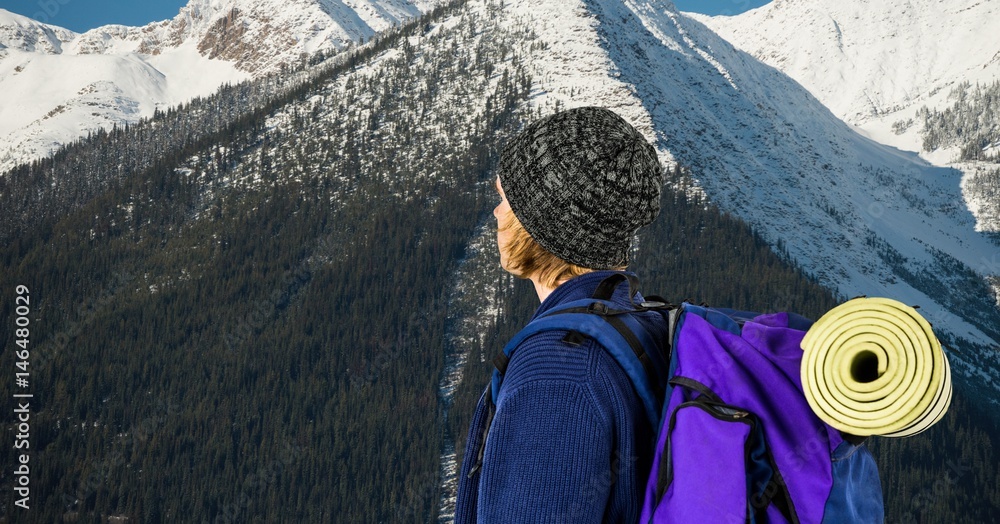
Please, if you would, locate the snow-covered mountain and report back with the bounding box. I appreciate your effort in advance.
[65,0,432,72]
[692,0,1000,234]
[476,0,999,402]
[691,0,1000,128]
[434,0,999,516]
[689,0,1000,346]
[0,0,994,517]
[0,8,76,53]
[2,0,995,405]
[0,0,437,174]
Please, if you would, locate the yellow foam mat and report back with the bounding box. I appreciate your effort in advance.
[800,297,952,437]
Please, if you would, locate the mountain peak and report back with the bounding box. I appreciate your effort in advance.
[62,0,430,72]
[696,0,1000,125]
[0,0,440,174]
[0,8,77,54]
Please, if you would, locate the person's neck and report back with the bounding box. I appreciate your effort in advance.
[531,276,558,303]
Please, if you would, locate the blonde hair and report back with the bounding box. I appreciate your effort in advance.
[498,206,594,289]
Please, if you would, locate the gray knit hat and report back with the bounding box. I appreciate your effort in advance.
[497,107,662,269]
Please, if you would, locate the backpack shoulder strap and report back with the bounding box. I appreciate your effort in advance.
[490,277,672,427]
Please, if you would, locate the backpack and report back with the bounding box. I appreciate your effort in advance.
[487,273,885,523]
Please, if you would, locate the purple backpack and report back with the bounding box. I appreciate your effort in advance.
[491,274,883,523]
[640,303,883,523]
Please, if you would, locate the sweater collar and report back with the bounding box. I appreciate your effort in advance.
[532,270,640,320]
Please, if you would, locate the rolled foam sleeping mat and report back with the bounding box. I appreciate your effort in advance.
[800,297,952,437]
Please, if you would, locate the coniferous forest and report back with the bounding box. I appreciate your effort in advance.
[1,0,998,522]
[901,80,1000,232]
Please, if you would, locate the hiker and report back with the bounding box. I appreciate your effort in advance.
[455,106,667,523]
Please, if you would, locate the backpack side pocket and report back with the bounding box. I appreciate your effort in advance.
[653,397,754,523]
[651,393,799,524]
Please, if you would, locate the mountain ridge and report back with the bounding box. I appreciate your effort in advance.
[543,0,1000,399]
[6,0,994,408]
[0,8,76,53]
[1,0,997,521]
[0,0,439,174]
[692,0,1000,237]
[691,0,1000,127]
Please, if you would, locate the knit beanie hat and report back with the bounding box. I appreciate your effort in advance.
[497,107,663,269]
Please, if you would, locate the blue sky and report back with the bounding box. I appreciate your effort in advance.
[0,0,771,32]
[0,0,188,32]
[673,0,770,16]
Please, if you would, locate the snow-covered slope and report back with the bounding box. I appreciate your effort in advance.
[64,0,432,73]
[692,0,1000,233]
[0,12,247,173]
[0,0,437,174]
[437,0,998,517]
[0,8,76,53]
[692,0,1000,128]
[491,0,998,403]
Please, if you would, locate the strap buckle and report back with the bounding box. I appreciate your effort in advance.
[587,301,610,315]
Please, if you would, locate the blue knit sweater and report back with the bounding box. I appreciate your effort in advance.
[455,271,670,523]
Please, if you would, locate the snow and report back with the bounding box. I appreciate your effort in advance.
[0,0,441,174]
[145,39,248,106]
[497,0,669,165]
[693,0,1000,127]
[0,42,247,172]
[694,0,1000,233]
[0,8,76,54]
[489,0,1000,404]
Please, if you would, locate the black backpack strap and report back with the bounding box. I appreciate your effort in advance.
[467,388,496,479]
[592,272,641,303]
[473,273,672,476]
